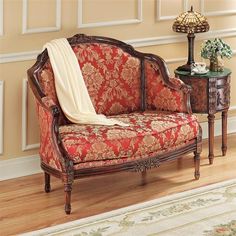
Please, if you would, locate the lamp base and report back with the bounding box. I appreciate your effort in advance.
[176,64,192,72]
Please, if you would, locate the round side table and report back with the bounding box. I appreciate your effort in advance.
[175,68,231,164]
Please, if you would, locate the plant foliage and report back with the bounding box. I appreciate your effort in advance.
[201,38,232,60]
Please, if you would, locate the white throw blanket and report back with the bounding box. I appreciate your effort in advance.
[44,38,128,126]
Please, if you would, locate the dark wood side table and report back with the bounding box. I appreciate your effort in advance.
[175,68,231,164]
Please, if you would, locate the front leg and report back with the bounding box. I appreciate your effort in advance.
[44,172,51,193]
[141,170,147,186]
[208,114,215,164]
[62,169,74,215]
[64,183,73,215]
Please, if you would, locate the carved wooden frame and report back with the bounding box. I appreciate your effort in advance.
[27,34,202,214]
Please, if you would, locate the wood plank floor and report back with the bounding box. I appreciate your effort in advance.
[1,134,236,235]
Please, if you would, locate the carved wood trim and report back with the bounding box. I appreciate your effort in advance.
[217,84,230,108]
[208,77,217,114]
[41,140,197,180]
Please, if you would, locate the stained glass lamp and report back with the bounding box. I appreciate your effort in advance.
[172,6,210,71]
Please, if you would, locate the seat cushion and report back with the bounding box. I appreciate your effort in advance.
[59,111,199,164]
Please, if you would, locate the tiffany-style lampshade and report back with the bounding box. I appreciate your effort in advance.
[172,6,209,71]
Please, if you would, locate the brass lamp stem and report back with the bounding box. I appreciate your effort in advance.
[187,32,195,65]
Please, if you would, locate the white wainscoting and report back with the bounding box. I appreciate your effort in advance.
[22,79,40,151]
[0,50,41,63]
[0,81,3,155]
[200,0,236,17]
[77,0,142,28]
[201,111,236,140]
[0,155,41,181]
[156,0,187,21]
[22,0,61,34]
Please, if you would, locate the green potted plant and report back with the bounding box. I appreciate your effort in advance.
[200,38,233,72]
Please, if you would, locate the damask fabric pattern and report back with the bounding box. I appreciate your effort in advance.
[145,60,187,112]
[39,63,71,125]
[36,100,62,171]
[36,42,195,171]
[39,43,188,118]
[73,43,141,115]
[73,140,194,170]
[39,62,58,105]
[59,111,199,165]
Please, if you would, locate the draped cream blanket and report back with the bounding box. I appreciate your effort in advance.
[44,38,128,126]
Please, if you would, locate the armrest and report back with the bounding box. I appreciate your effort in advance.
[37,97,72,172]
[144,55,192,114]
[41,96,60,117]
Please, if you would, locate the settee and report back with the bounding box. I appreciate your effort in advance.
[27,34,202,214]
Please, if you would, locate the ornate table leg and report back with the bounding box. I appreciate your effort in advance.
[208,114,215,164]
[222,110,228,156]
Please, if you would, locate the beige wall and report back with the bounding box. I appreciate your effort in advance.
[0,0,236,160]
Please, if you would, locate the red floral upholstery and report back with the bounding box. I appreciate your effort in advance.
[39,62,59,105]
[37,98,62,171]
[145,60,187,112]
[59,111,199,164]
[28,34,202,215]
[73,141,194,170]
[35,39,198,172]
[73,43,141,115]
[38,44,189,120]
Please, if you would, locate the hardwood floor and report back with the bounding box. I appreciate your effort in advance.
[1,134,236,235]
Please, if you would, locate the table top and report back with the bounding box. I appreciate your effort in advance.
[175,68,231,78]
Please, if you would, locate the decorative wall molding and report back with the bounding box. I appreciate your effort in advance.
[1,28,236,63]
[230,105,236,111]
[77,0,142,28]
[165,57,186,64]
[22,0,61,34]
[200,0,236,17]
[0,0,3,36]
[201,113,236,140]
[0,81,3,155]
[156,0,187,21]
[1,113,236,181]
[22,79,40,151]
[0,50,41,63]
[127,28,236,48]
[165,49,236,64]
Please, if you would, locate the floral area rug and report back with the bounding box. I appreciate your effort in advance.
[21,179,236,236]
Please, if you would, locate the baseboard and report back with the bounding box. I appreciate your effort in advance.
[200,115,236,139]
[0,155,41,181]
[0,116,236,181]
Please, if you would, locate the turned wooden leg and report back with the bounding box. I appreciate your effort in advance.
[194,151,200,180]
[208,114,215,164]
[44,172,51,193]
[64,183,72,215]
[222,110,228,156]
[141,170,147,186]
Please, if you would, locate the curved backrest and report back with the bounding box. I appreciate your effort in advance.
[30,35,145,123]
[28,34,177,126]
